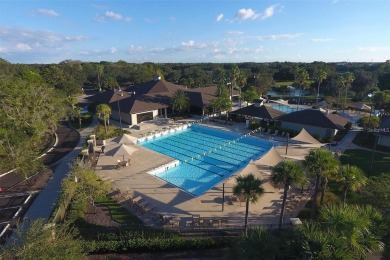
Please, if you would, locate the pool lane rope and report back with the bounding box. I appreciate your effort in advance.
[183,127,263,164]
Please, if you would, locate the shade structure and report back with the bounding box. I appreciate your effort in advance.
[111,133,138,144]
[270,99,290,106]
[291,128,321,144]
[315,100,328,107]
[226,161,263,184]
[255,146,284,167]
[105,143,138,161]
[355,103,371,111]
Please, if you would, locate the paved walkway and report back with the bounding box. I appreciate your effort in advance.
[23,117,98,221]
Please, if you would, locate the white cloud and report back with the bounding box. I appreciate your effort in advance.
[236,8,258,20]
[254,33,303,40]
[110,47,117,54]
[357,46,390,52]
[0,26,87,54]
[36,9,59,17]
[105,11,122,20]
[216,14,224,22]
[235,5,281,21]
[16,43,32,51]
[226,31,244,35]
[311,38,333,42]
[96,11,131,22]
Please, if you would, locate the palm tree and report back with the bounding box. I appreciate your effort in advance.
[319,204,386,259]
[335,164,367,205]
[299,222,353,259]
[315,68,327,105]
[343,72,355,111]
[232,173,264,233]
[303,148,340,219]
[170,89,189,116]
[210,96,232,121]
[293,67,309,111]
[96,64,104,92]
[336,75,346,111]
[229,227,279,259]
[96,103,111,133]
[228,64,240,100]
[271,161,307,229]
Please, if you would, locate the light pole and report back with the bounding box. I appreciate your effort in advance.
[368,93,374,129]
[117,91,123,129]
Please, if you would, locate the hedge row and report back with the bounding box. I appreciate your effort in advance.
[83,237,230,254]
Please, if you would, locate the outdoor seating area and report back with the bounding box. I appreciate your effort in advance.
[116,159,131,169]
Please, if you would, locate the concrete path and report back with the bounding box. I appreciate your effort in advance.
[23,117,98,221]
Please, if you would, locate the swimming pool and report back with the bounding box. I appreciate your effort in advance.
[140,124,276,196]
[266,103,303,113]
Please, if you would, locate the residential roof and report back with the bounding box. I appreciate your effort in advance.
[277,109,349,129]
[231,104,285,120]
[87,79,219,114]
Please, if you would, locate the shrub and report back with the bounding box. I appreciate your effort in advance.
[83,237,230,254]
[249,121,261,130]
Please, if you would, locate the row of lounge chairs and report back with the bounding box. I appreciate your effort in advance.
[261,129,289,137]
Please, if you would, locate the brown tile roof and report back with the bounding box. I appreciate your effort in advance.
[231,104,285,120]
[88,80,219,114]
[277,109,349,129]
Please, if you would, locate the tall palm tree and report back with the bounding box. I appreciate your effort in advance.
[343,72,355,111]
[228,64,240,100]
[336,75,346,111]
[335,164,367,205]
[96,103,111,133]
[319,204,386,259]
[315,68,327,105]
[96,64,104,92]
[293,67,309,111]
[232,173,264,233]
[271,161,307,229]
[303,148,340,219]
[170,89,189,116]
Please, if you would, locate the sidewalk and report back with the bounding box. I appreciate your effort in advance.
[23,116,98,221]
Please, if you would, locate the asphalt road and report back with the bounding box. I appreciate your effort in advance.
[0,124,79,191]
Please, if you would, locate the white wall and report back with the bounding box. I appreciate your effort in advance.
[378,136,390,147]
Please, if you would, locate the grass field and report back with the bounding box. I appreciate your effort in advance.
[339,149,390,176]
[95,195,143,225]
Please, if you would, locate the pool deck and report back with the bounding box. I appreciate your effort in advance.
[95,119,313,228]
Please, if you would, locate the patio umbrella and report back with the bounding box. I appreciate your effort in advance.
[105,143,138,161]
[111,133,138,144]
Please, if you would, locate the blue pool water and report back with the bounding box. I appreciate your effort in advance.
[267,103,304,113]
[140,124,277,196]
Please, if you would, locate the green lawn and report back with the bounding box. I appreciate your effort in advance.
[339,149,390,177]
[95,196,143,225]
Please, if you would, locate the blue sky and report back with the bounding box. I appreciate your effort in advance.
[0,0,389,64]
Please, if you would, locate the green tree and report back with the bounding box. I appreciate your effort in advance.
[229,227,279,260]
[336,75,346,111]
[96,64,104,92]
[210,96,232,120]
[0,219,86,259]
[271,161,307,229]
[343,72,355,111]
[232,173,264,233]
[62,163,111,210]
[241,86,259,106]
[170,89,190,116]
[315,68,327,104]
[95,103,111,133]
[303,148,340,219]
[293,67,309,110]
[299,222,353,259]
[362,174,390,213]
[319,204,387,259]
[335,165,367,205]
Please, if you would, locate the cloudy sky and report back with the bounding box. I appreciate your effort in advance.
[0,0,389,64]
